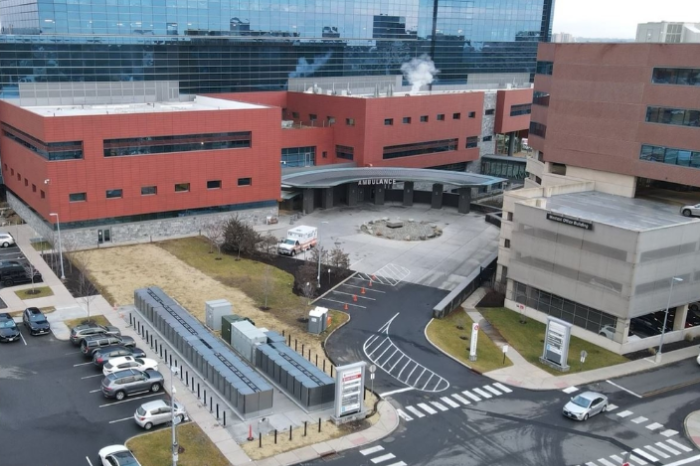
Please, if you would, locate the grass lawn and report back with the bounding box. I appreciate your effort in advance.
[15,286,54,300]
[31,240,52,252]
[426,310,512,373]
[479,308,629,375]
[127,423,229,466]
[64,314,111,329]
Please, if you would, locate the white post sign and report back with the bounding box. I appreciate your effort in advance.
[541,316,572,371]
[334,362,367,420]
[469,323,479,361]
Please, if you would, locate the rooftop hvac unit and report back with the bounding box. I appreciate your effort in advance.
[205,299,232,331]
[281,120,294,128]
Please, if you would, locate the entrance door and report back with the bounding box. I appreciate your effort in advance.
[97,229,111,244]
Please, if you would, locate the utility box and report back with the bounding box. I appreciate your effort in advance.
[308,306,329,334]
[231,321,268,363]
[205,299,232,331]
[221,314,256,344]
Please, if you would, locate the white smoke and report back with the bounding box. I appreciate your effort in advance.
[289,51,333,78]
[401,55,439,95]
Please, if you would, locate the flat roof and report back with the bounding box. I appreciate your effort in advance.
[22,95,266,117]
[528,191,699,231]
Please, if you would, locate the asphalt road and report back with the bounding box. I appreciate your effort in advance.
[0,326,167,466]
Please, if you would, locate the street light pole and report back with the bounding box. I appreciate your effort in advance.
[170,365,180,466]
[49,213,66,280]
[655,276,683,363]
[317,221,329,288]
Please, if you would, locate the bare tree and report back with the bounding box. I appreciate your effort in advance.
[73,255,99,322]
[61,237,78,274]
[328,242,351,269]
[202,217,227,259]
[258,234,279,256]
[223,216,261,260]
[295,261,318,303]
[261,265,274,310]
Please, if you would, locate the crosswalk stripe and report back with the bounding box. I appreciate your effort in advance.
[563,386,579,394]
[585,462,597,466]
[633,448,658,462]
[646,422,663,430]
[628,454,648,465]
[386,462,407,466]
[617,410,634,418]
[440,396,460,408]
[430,401,449,412]
[631,416,648,424]
[405,406,425,418]
[610,455,624,463]
[605,404,618,412]
[666,439,692,453]
[396,409,413,422]
[598,458,617,466]
[483,385,503,396]
[643,445,669,459]
[361,446,384,456]
[451,393,471,405]
[417,403,438,415]
[493,382,513,393]
[371,453,396,463]
[655,442,681,455]
[462,390,481,402]
[661,429,679,438]
[472,387,493,399]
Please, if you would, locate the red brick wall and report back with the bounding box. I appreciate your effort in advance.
[495,88,533,134]
[280,126,336,166]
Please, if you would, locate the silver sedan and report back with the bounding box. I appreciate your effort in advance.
[562,391,609,421]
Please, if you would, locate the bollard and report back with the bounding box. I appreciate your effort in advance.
[323,360,326,372]
[204,389,207,406]
[137,321,140,334]
[180,366,183,381]
[146,329,149,342]
[186,370,189,384]
[197,383,200,398]
[247,424,254,441]
[318,418,321,432]
[129,313,133,326]
[191,377,195,391]
[295,339,297,351]
[259,432,262,448]
[289,425,292,441]
[308,349,311,361]
[210,397,213,412]
[159,344,162,358]
[315,354,318,366]
[288,334,291,346]
[304,421,307,437]
[216,404,219,419]
[282,329,285,337]
[331,366,334,377]
[169,354,172,367]
[302,343,304,355]
[274,430,277,444]
[223,411,226,426]
[364,388,366,400]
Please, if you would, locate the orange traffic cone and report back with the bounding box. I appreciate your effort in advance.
[353,295,358,302]
[361,287,365,294]
[369,280,373,287]
[344,303,348,310]
[371,274,377,281]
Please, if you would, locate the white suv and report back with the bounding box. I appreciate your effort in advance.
[0,232,15,248]
[681,204,700,218]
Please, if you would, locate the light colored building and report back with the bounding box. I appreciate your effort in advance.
[552,32,574,43]
[636,22,700,43]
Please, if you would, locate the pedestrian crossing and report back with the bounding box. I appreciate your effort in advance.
[396,383,513,422]
[577,438,695,466]
[360,445,407,465]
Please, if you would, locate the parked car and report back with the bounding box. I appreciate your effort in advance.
[101,368,164,401]
[81,334,135,357]
[0,232,15,248]
[22,307,51,336]
[134,399,188,430]
[98,445,141,466]
[681,203,700,217]
[93,346,146,368]
[0,260,42,287]
[70,322,121,345]
[563,391,609,421]
[103,356,158,376]
[0,312,21,343]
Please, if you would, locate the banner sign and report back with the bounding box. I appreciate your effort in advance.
[546,212,594,231]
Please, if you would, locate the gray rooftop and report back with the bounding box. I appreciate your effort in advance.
[538,191,698,231]
[281,167,505,189]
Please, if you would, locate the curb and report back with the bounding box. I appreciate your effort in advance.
[423,317,480,374]
[683,412,700,451]
[312,271,358,305]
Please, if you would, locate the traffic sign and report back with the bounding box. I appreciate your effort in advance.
[369,364,376,374]
[580,350,588,363]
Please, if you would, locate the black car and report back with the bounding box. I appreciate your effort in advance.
[0,312,21,343]
[0,260,43,287]
[70,322,121,345]
[80,334,136,357]
[22,307,51,336]
[93,345,146,368]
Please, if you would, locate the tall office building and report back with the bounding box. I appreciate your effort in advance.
[0,0,555,95]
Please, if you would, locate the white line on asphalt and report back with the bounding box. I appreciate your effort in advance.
[81,374,103,379]
[375,342,394,362]
[99,393,161,408]
[409,367,426,386]
[429,401,448,412]
[483,385,502,396]
[89,389,102,393]
[86,456,94,466]
[416,403,437,415]
[396,360,411,379]
[451,393,471,405]
[405,406,425,418]
[617,410,634,418]
[379,348,399,366]
[605,404,618,412]
[646,422,663,430]
[389,355,405,372]
[492,382,513,393]
[367,338,390,358]
[332,290,377,301]
[665,439,692,453]
[462,390,481,402]
[421,373,435,390]
[643,445,669,459]
[385,462,407,466]
[74,362,93,367]
[562,386,579,394]
[628,453,648,465]
[631,416,649,424]
[472,387,492,399]
[661,429,679,438]
[605,379,643,398]
[655,442,680,455]
[396,409,413,422]
[318,297,367,309]
[664,453,700,466]
[585,462,597,466]
[371,453,396,464]
[378,387,414,397]
[19,332,27,346]
[633,448,658,462]
[597,458,617,466]
[401,364,418,384]
[360,446,384,456]
[108,416,134,424]
[440,396,460,408]
[343,283,386,293]
[610,455,624,463]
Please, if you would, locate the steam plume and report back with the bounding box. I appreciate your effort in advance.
[401,55,439,94]
[289,51,333,78]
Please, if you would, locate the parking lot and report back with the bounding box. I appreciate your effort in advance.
[1,325,170,466]
[0,243,38,304]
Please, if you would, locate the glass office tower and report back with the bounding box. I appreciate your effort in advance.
[0,0,555,95]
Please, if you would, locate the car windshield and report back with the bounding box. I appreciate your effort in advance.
[113,451,139,466]
[0,320,16,328]
[136,406,147,416]
[29,314,44,321]
[571,395,592,408]
[282,239,296,245]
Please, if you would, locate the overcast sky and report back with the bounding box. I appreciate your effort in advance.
[552,0,696,39]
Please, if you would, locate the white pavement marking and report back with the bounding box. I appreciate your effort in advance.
[429,401,448,412]
[462,390,481,402]
[483,385,502,396]
[389,355,405,372]
[85,457,94,466]
[81,374,103,379]
[585,462,597,466]
[89,389,102,393]
[99,393,161,408]
[74,362,92,367]
[646,422,664,431]
[655,442,681,455]
[643,445,669,459]
[440,396,460,408]
[417,403,437,415]
[631,416,649,424]
[664,454,700,466]
[371,453,397,464]
[343,283,386,293]
[451,394,471,405]
[396,409,413,422]
[472,387,492,399]
[332,290,377,301]
[665,439,692,453]
[318,297,367,309]
[597,458,617,466]
[563,386,579,394]
[421,373,435,390]
[628,454,648,465]
[605,404,618,412]
[606,379,643,398]
[405,406,425,418]
[386,462,407,466]
[367,339,390,358]
[108,416,134,424]
[379,387,414,397]
[19,332,27,345]
[610,455,624,463]
[360,446,384,456]
[632,448,658,462]
[661,429,680,438]
[617,410,634,418]
[493,382,513,393]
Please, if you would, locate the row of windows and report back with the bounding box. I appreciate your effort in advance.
[281,146,316,167]
[529,121,546,138]
[103,131,252,157]
[535,60,553,75]
[639,144,700,169]
[336,144,354,160]
[645,106,700,128]
[3,164,47,198]
[383,112,473,126]
[382,138,458,160]
[651,68,700,86]
[510,103,531,117]
[2,123,83,161]
[465,136,479,148]
[69,178,252,202]
[532,91,549,107]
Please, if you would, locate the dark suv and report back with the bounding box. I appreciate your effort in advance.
[80,334,136,357]
[101,368,164,401]
[70,322,121,345]
[93,346,146,368]
[0,312,20,343]
[0,260,43,287]
[22,307,51,336]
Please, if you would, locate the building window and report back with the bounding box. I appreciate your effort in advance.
[322,151,327,158]
[533,91,550,107]
[420,115,429,122]
[651,68,700,86]
[24,178,28,187]
[510,104,532,116]
[437,114,445,121]
[336,145,354,160]
[382,139,458,160]
[536,61,554,75]
[384,118,394,126]
[346,118,355,126]
[207,180,222,189]
[485,109,495,116]
[466,136,479,148]
[646,106,700,128]
[309,114,317,121]
[282,146,316,167]
[640,143,700,169]
[529,122,547,138]
[504,239,511,248]
[40,190,45,199]
[507,212,513,221]
[10,169,13,176]
[103,131,252,157]
[327,116,336,125]
[32,184,36,193]
[482,135,493,142]
[175,183,190,192]
[291,111,300,119]
[141,186,157,196]
[2,123,83,161]
[17,173,20,181]
[69,192,87,202]
[238,178,252,186]
[453,113,461,120]
[403,117,411,124]
[106,189,123,199]
[469,111,477,118]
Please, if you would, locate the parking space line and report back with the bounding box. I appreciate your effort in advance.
[318,297,367,309]
[401,364,419,384]
[332,290,377,301]
[74,362,92,367]
[396,360,411,379]
[81,374,103,379]
[19,332,27,345]
[343,283,386,293]
[99,393,162,408]
[86,456,94,466]
[389,354,404,372]
[90,389,102,393]
[109,416,135,424]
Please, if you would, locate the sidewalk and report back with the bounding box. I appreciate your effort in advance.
[685,411,700,450]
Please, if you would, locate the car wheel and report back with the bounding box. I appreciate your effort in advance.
[115,391,126,401]
[683,209,692,217]
[178,414,185,423]
[144,422,153,430]
[291,250,296,256]
[583,413,589,421]
[3,278,13,287]
[691,303,699,312]
[602,404,608,413]
[2,242,8,248]
[151,383,161,393]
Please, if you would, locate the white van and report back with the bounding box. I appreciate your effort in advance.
[278,226,318,256]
